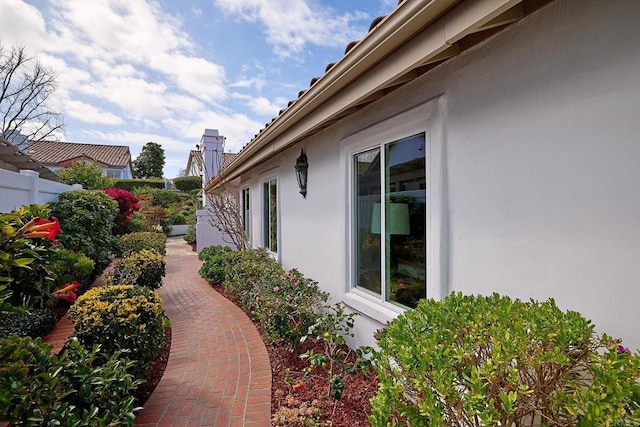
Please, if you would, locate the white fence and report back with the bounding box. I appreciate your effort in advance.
[0,169,80,213]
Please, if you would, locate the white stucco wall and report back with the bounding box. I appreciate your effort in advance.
[240,0,640,350]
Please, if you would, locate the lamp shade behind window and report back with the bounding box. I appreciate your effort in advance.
[371,203,410,235]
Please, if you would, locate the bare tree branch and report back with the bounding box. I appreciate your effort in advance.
[0,43,64,150]
[202,152,250,251]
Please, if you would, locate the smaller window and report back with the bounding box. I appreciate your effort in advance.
[106,169,122,178]
[262,179,278,253]
[242,187,251,241]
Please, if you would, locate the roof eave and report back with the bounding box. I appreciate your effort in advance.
[214,0,527,186]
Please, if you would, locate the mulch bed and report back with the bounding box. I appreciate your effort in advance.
[212,285,379,426]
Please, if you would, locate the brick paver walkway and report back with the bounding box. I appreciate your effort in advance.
[34,237,271,427]
[136,237,272,426]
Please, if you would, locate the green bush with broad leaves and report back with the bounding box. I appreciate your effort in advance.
[198,247,329,349]
[56,161,114,190]
[0,335,140,426]
[118,231,167,257]
[105,249,166,290]
[173,176,202,193]
[49,247,95,291]
[0,204,63,308]
[51,190,118,273]
[198,245,234,285]
[69,284,165,375]
[369,292,640,427]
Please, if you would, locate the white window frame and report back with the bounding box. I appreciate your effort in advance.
[241,186,251,244]
[261,175,279,255]
[340,97,447,323]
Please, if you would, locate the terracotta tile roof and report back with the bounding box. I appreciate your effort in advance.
[27,141,131,168]
[222,152,238,169]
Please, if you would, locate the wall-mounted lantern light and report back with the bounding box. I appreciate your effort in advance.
[294,148,308,198]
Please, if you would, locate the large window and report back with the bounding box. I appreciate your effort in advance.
[262,179,278,252]
[241,187,251,241]
[354,133,426,309]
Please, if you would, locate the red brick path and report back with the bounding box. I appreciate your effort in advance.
[135,238,272,426]
[35,238,272,427]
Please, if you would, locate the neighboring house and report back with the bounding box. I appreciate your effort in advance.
[185,146,238,178]
[208,0,640,350]
[0,138,78,212]
[28,141,134,179]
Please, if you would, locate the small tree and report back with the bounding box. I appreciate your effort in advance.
[56,162,113,189]
[133,142,165,178]
[205,185,249,250]
[0,44,63,148]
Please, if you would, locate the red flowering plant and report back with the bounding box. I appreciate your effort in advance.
[52,280,79,303]
[0,204,67,308]
[103,188,140,235]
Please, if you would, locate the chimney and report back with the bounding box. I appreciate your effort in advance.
[200,129,225,208]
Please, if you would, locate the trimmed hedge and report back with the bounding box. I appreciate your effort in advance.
[70,285,166,375]
[105,249,166,290]
[118,231,167,257]
[369,293,640,426]
[112,178,165,191]
[173,176,202,192]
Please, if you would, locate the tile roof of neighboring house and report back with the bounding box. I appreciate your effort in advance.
[222,152,239,169]
[186,150,238,176]
[27,141,132,168]
[0,138,60,181]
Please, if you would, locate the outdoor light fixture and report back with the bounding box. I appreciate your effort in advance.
[294,148,308,198]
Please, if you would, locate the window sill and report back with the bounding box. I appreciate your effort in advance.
[342,290,405,325]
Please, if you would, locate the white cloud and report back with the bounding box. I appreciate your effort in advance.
[214,0,369,57]
[0,0,49,49]
[246,96,282,117]
[64,100,124,125]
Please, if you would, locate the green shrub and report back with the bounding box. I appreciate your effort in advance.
[118,231,167,257]
[132,187,182,207]
[105,249,166,290]
[171,213,187,225]
[0,308,55,338]
[198,245,234,285]
[369,292,640,427]
[56,161,114,189]
[69,284,166,375]
[51,190,118,273]
[198,247,328,348]
[183,224,196,244]
[0,335,140,426]
[112,178,165,191]
[0,204,62,308]
[173,176,202,192]
[49,248,95,291]
[253,268,328,349]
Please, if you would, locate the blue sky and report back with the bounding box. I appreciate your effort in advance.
[0,0,397,178]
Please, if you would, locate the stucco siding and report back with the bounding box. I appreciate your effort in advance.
[239,0,640,350]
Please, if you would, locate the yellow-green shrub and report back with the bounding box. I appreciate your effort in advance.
[118,231,166,257]
[69,285,165,374]
[105,249,165,290]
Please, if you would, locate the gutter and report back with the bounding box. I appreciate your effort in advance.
[212,0,524,188]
